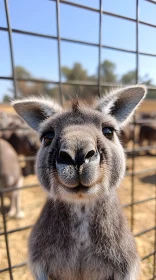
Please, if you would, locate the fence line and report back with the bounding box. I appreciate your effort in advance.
[0,0,155,279]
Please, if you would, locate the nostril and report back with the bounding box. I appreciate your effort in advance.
[85,150,95,160]
[59,150,74,165]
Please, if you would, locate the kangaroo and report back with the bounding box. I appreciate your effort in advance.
[0,139,24,218]
[0,112,40,176]
[139,124,156,147]
[13,85,146,280]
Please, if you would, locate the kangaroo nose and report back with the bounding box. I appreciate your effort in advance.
[58,144,97,166]
[84,149,96,163]
[78,143,96,165]
[58,149,74,165]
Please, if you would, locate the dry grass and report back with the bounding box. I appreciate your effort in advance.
[0,155,155,280]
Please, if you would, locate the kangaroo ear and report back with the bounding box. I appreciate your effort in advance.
[96,86,147,127]
[12,97,62,131]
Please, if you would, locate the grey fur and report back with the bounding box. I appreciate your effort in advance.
[13,86,146,279]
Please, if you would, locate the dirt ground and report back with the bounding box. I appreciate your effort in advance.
[0,153,155,280]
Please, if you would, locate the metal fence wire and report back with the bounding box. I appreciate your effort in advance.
[0,0,156,279]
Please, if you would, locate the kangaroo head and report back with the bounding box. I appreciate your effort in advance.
[13,86,146,203]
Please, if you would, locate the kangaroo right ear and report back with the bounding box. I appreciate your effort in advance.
[12,97,62,131]
[95,86,147,127]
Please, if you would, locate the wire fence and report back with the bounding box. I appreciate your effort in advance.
[0,0,156,279]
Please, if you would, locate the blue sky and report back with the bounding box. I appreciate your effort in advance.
[0,0,156,101]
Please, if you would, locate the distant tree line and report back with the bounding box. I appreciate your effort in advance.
[3,60,156,103]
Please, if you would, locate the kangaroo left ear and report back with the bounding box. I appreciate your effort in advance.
[12,97,62,132]
[96,86,147,127]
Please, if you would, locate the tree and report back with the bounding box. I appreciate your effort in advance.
[14,66,32,97]
[61,63,98,103]
[3,94,11,103]
[120,70,156,99]
[120,70,153,86]
[61,60,118,103]
[14,66,52,98]
[62,63,88,81]
[140,74,153,86]
[15,66,31,79]
[120,70,154,86]
[100,60,117,83]
[120,70,137,84]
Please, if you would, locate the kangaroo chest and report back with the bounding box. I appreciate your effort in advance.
[47,205,113,280]
[71,204,91,249]
[29,201,128,280]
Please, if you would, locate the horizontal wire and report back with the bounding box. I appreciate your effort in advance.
[0,225,33,237]
[1,75,156,92]
[0,262,27,273]
[135,226,156,237]
[142,251,156,261]
[126,167,156,176]
[123,197,155,208]
[1,26,156,57]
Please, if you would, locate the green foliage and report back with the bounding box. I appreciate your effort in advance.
[120,70,137,84]
[62,63,88,81]
[100,60,117,83]
[146,89,156,99]
[3,94,11,103]
[15,66,31,79]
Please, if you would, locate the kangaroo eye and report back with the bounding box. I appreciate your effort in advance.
[102,127,114,140]
[42,131,55,146]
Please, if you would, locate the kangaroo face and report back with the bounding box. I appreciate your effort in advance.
[35,106,125,202]
[13,86,146,203]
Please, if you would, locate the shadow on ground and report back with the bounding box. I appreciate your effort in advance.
[139,174,156,185]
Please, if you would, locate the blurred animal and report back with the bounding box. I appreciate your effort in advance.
[139,112,156,120]
[120,124,134,147]
[13,86,146,280]
[139,124,156,146]
[0,139,24,218]
[0,113,40,175]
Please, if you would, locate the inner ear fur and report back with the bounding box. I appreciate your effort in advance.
[12,97,62,131]
[96,85,147,127]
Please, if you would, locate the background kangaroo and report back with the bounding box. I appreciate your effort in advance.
[13,85,146,280]
[0,139,24,218]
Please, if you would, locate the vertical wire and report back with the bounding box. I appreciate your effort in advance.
[136,0,139,85]
[98,0,102,98]
[56,0,63,105]
[153,168,156,278]
[1,192,13,280]
[2,2,15,278]
[130,0,139,232]
[4,0,17,98]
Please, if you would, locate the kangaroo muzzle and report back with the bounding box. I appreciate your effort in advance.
[56,141,100,188]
